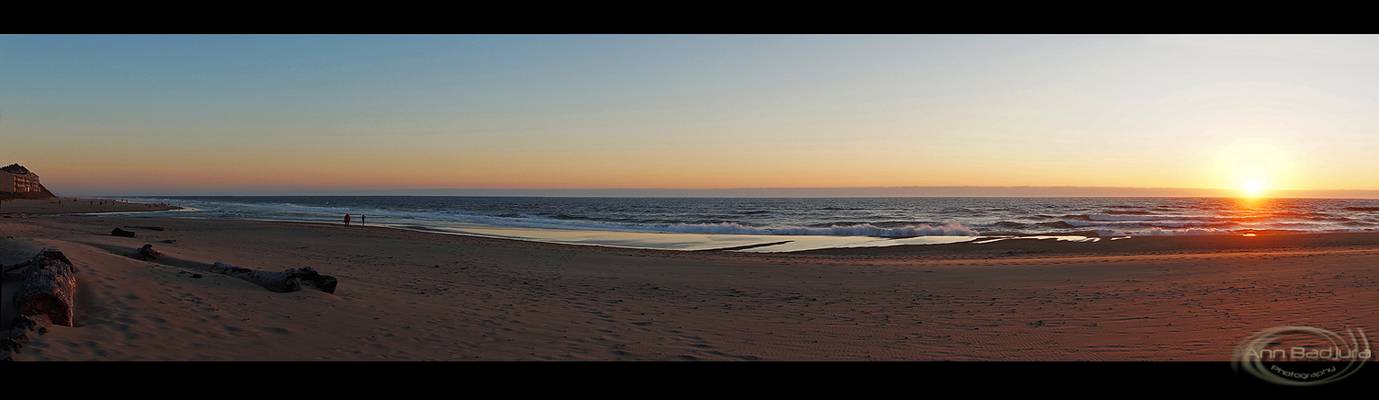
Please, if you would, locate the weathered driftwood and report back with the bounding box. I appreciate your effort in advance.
[210,262,337,294]
[2,262,29,279]
[111,228,136,238]
[17,249,77,327]
[125,226,166,231]
[1,314,41,360]
[131,244,161,261]
[1,329,27,354]
[296,268,338,293]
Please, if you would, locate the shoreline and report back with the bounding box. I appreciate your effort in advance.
[37,215,1379,264]
[93,196,1379,247]
[46,210,1379,259]
[6,197,1379,257]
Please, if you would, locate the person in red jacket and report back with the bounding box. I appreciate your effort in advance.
[344,213,352,226]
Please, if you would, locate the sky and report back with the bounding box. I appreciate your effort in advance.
[2,34,1378,197]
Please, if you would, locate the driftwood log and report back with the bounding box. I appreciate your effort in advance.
[2,262,29,279]
[111,228,136,238]
[210,262,338,294]
[132,244,161,261]
[124,226,166,231]
[16,249,78,326]
[1,316,37,360]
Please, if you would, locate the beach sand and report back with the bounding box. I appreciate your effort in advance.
[2,202,1378,360]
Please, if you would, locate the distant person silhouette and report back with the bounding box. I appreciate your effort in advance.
[360,215,366,226]
[344,213,352,226]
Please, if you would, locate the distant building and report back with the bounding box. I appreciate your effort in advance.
[1,163,52,197]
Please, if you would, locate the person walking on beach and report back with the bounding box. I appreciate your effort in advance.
[360,215,366,226]
[344,213,352,226]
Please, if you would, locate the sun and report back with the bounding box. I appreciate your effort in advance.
[1211,138,1297,201]
[1240,179,1267,198]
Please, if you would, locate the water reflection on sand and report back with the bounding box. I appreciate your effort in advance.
[387,223,1118,253]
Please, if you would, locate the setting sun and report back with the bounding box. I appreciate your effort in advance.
[1240,179,1267,198]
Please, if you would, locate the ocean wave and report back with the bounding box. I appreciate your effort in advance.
[655,222,977,237]
[1057,219,1241,229]
[1102,210,1157,215]
[1122,228,1243,236]
[1085,213,1199,222]
[991,221,1032,229]
[806,220,942,228]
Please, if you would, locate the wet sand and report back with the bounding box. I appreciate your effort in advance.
[2,207,1378,360]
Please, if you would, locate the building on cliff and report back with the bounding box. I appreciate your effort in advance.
[1,163,54,198]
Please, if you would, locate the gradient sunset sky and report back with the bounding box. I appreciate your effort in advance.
[2,35,1378,196]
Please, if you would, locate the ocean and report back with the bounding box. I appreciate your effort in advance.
[117,196,1379,251]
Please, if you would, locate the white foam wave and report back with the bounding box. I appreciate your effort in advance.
[654,222,978,237]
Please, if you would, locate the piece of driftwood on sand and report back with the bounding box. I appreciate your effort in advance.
[209,262,338,294]
[124,226,166,231]
[131,244,161,261]
[15,249,78,327]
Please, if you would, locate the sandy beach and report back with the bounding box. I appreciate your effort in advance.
[1,200,1376,361]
